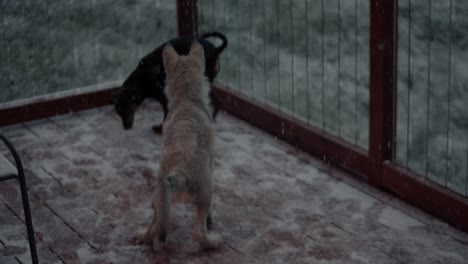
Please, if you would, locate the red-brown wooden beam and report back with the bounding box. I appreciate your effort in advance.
[369,0,398,186]
[382,162,468,233]
[177,0,198,36]
[0,87,119,127]
[213,84,372,179]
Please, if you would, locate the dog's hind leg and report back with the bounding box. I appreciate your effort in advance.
[209,89,220,121]
[133,204,158,245]
[206,210,213,230]
[133,178,173,250]
[151,177,173,249]
[150,173,189,250]
[194,202,223,249]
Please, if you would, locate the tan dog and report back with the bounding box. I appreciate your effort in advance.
[134,41,223,250]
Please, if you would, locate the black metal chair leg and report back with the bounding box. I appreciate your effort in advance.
[18,170,39,264]
[0,133,39,263]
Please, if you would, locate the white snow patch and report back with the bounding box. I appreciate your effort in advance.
[350,251,371,264]
[76,246,96,262]
[378,206,424,231]
[281,198,323,218]
[328,181,376,211]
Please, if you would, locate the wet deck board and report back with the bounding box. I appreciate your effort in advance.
[1,102,468,263]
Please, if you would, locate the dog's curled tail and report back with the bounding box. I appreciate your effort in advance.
[200,32,228,56]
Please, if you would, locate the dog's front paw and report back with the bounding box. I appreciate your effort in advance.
[152,124,163,134]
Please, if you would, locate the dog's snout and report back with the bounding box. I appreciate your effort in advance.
[123,120,133,130]
[122,112,135,130]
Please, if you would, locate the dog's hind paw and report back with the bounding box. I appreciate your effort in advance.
[152,239,165,252]
[152,124,163,134]
[200,232,223,250]
[206,214,213,230]
[132,232,152,245]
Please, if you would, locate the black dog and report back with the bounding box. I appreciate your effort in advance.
[113,32,228,133]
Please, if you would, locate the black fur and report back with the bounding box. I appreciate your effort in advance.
[159,230,167,244]
[113,32,228,132]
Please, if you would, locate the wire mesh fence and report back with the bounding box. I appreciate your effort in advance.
[198,0,370,149]
[0,0,176,104]
[396,0,468,196]
[201,0,468,197]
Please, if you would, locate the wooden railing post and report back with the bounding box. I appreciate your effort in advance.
[177,0,198,36]
[369,0,397,186]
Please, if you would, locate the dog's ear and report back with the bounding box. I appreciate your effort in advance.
[162,44,178,74]
[189,41,205,66]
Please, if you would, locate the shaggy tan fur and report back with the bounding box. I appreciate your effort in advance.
[134,41,223,250]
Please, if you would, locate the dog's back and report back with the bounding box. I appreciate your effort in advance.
[159,40,214,204]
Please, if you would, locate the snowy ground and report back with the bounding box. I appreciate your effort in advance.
[1,103,468,263]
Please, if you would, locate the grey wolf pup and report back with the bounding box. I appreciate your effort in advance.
[134,41,223,250]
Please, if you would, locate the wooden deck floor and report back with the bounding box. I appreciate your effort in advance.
[1,102,468,264]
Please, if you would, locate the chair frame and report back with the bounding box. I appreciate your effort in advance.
[0,133,38,264]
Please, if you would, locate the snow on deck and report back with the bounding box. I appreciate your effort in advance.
[1,101,467,264]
